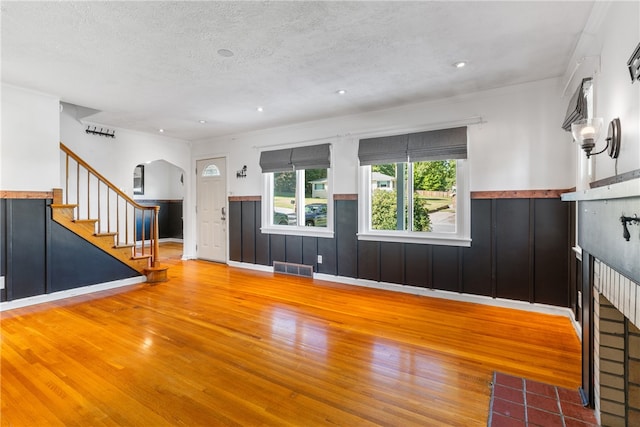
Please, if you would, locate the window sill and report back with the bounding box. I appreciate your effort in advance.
[357,231,471,247]
[261,226,335,239]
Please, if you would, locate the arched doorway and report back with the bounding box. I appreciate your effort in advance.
[132,159,185,260]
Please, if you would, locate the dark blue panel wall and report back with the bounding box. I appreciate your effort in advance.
[228,196,571,307]
[135,200,183,240]
[462,199,492,296]
[4,199,47,300]
[0,199,7,302]
[50,222,138,292]
[241,201,256,264]
[495,199,531,301]
[534,198,569,305]
[1,198,140,303]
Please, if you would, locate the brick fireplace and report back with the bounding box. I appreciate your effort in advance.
[563,176,640,426]
[594,261,640,426]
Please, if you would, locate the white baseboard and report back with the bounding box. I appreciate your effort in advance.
[0,276,147,312]
[227,260,274,273]
[227,261,576,325]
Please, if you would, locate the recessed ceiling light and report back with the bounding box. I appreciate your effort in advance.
[199,120,206,124]
[336,89,347,95]
[256,106,264,112]
[159,128,164,133]
[217,48,234,57]
[454,61,467,69]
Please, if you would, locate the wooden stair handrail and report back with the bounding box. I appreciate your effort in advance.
[60,143,153,211]
[59,142,161,267]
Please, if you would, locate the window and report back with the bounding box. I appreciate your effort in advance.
[358,127,470,246]
[260,144,333,237]
[201,164,220,177]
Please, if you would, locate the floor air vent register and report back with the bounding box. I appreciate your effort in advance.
[273,261,314,278]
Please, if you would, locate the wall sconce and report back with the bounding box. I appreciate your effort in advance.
[236,165,247,179]
[571,117,621,158]
[620,214,639,241]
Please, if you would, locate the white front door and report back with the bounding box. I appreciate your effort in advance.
[196,158,227,262]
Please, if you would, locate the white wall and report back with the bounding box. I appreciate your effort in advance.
[564,1,640,183]
[60,105,192,254]
[1,84,60,191]
[592,1,640,180]
[192,77,574,197]
[134,160,184,201]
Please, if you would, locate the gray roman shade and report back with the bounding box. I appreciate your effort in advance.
[290,143,331,170]
[358,127,468,165]
[562,77,591,131]
[357,134,408,166]
[259,148,293,173]
[407,126,468,161]
[260,143,331,173]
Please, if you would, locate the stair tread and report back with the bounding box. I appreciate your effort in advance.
[74,219,98,223]
[95,232,117,237]
[132,254,153,260]
[115,244,135,249]
[51,203,77,209]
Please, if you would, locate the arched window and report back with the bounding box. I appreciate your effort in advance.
[202,164,220,177]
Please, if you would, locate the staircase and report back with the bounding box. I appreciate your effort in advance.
[51,143,168,283]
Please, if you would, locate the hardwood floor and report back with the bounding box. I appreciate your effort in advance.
[1,254,581,426]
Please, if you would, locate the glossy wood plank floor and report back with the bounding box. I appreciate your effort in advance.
[1,243,581,426]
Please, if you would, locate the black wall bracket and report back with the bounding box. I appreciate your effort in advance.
[620,214,639,241]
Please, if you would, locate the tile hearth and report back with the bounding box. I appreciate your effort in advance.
[488,372,599,426]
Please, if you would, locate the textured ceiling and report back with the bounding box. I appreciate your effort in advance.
[1,1,594,141]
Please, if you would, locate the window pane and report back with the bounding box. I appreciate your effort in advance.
[412,160,456,233]
[303,169,327,227]
[201,164,220,177]
[371,163,408,231]
[273,171,296,226]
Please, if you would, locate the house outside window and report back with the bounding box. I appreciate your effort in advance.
[357,127,470,247]
[260,144,333,237]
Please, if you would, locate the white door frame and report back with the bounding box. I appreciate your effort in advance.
[195,155,228,263]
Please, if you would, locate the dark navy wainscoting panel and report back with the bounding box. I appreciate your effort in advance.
[135,200,183,240]
[4,199,47,300]
[0,199,6,302]
[302,237,318,267]
[317,236,337,275]
[228,201,242,261]
[358,240,380,281]
[285,235,303,264]
[335,200,358,278]
[404,244,431,288]
[270,234,286,265]
[0,198,140,303]
[495,199,531,301]
[380,242,404,284]
[50,221,138,292]
[462,199,493,296]
[228,197,571,308]
[255,201,270,266]
[533,198,569,306]
[432,246,461,292]
[241,201,256,264]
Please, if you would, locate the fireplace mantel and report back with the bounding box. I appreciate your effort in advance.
[562,177,640,284]
[561,177,640,202]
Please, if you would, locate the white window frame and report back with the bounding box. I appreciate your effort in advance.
[261,168,334,238]
[357,159,471,247]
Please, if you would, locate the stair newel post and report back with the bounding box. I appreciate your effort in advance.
[153,205,160,267]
